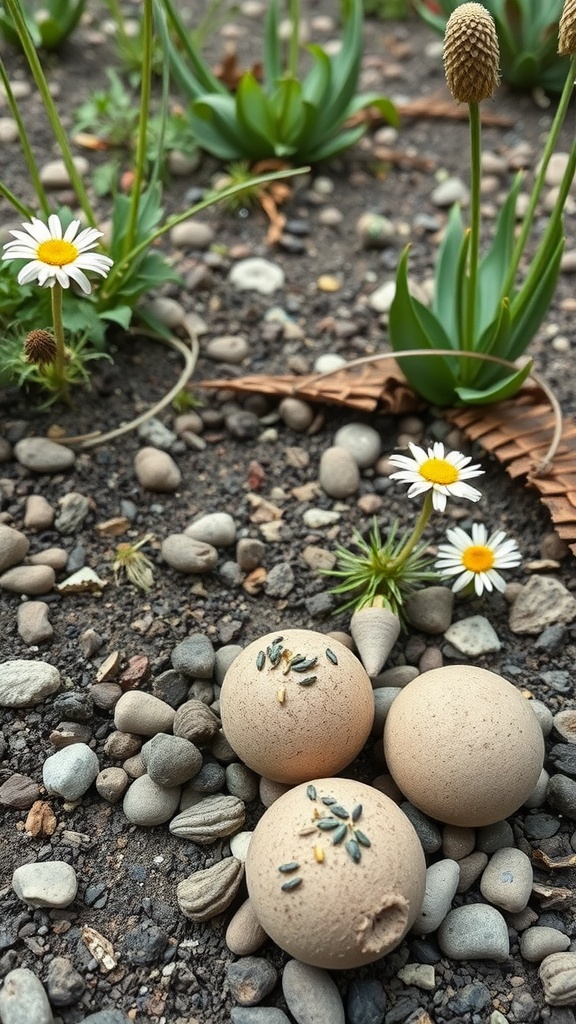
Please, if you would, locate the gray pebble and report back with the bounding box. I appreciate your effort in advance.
[524,768,550,808]
[170,219,214,249]
[114,691,175,735]
[479,847,533,912]
[185,512,237,548]
[40,155,89,187]
[456,851,488,892]
[357,211,395,249]
[171,633,216,678]
[264,562,295,597]
[137,417,177,450]
[43,743,99,800]
[282,959,345,1024]
[227,957,277,1006]
[45,956,85,1006]
[333,422,381,468]
[226,763,259,802]
[476,820,514,853]
[12,861,78,908]
[231,1010,290,1024]
[229,257,285,294]
[413,859,460,935]
[520,927,571,962]
[79,1012,132,1023]
[405,586,454,634]
[509,576,576,635]
[141,296,186,329]
[530,699,554,736]
[432,176,469,206]
[319,445,360,498]
[372,688,402,733]
[236,538,266,571]
[55,492,91,534]
[0,116,19,143]
[214,645,243,685]
[122,774,181,826]
[278,397,315,432]
[0,967,54,1024]
[161,534,219,573]
[400,802,442,853]
[442,825,475,860]
[0,565,55,596]
[444,615,501,656]
[134,447,181,492]
[547,774,576,820]
[0,524,29,572]
[373,665,419,688]
[185,760,225,794]
[141,734,202,786]
[548,744,576,778]
[346,978,386,1024]
[14,436,75,473]
[17,602,53,645]
[438,904,509,961]
[206,334,249,364]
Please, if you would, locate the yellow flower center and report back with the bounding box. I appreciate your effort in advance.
[462,545,494,573]
[37,239,79,267]
[419,457,459,485]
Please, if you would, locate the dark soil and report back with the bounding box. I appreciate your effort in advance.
[1,4,576,1023]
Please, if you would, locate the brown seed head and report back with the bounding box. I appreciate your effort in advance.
[559,0,576,55]
[24,329,57,366]
[443,2,500,104]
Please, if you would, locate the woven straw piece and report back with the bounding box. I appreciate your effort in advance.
[443,2,500,104]
[559,0,576,55]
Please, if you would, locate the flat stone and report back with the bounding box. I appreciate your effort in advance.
[0,524,29,572]
[122,774,181,826]
[346,978,386,1024]
[185,512,237,548]
[443,615,501,656]
[479,847,533,912]
[0,774,41,809]
[14,437,75,473]
[137,418,177,450]
[476,820,514,853]
[231,1010,290,1024]
[227,957,277,1006]
[28,547,68,571]
[438,904,509,961]
[0,967,54,1024]
[43,743,100,801]
[229,257,285,294]
[17,602,53,645]
[55,492,90,534]
[0,660,61,707]
[509,576,576,634]
[0,565,55,596]
[553,710,576,744]
[282,959,345,1024]
[206,334,249,363]
[432,176,469,206]
[134,447,181,492]
[12,861,78,908]
[114,691,175,736]
[162,534,219,573]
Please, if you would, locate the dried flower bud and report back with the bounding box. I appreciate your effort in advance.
[24,329,57,366]
[559,0,576,56]
[444,2,500,104]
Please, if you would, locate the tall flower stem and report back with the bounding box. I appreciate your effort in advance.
[123,0,154,258]
[0,58,48,218]
[288,0,300,77]
[388,491,434,569]
[50,283,69,401]
[463,100,481,385]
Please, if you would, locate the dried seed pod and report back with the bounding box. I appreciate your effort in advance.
[169,793,246,844]
[539,952,576,1006]
[172,699,219,745]
[177,857,244,922]
[24,329,57,366]
[443,2,500,104]
[559,0,576,55]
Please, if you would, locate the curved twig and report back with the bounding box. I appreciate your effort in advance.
[56,317,200,449]
[293,349,563,476]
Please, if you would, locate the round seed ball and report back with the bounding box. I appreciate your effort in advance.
[246,777,426,969]
[220,630,374,784]
[384,666,545,827]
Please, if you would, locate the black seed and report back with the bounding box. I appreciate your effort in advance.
[256,651,265,671]
[332,824,348,844]
[272,636,284,644]
[278,861,300,873]
[326,648,338,665]
[298,675,317,687]
[290,654,305,666]
[330,804,350,819]
[306,784,317,801]
[321,797,336,806]
[346,839,362,863]
[351,804,362,822]
[267,643,282,666]
[281,876,302,891]
[354,830,371,848]
[316,818,340,830]
[292,657,318,673]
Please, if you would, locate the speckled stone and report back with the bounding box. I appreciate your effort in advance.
[479,847,533,912]
[520,927,571,962]
[0,660,61,708]
[12,860,78,908]
[14,436,75,473]
[161,534,219,573]
[319,445,360,498]
[43,744,100,801]
[0,565,55,596]
[413,859,460,935]
[282,959,345,1024]
[0,968,54,1024]
[438,904,509,961]
[141,734,202,786]
[225,898,267,956]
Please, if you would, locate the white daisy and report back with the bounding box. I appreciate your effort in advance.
[2,213,113,294]
[388,441,484,512]
[435,523,522,596]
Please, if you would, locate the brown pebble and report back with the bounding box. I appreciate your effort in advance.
[96,767,129,803]
[0,565,55,596]
[123,753,147,779]
[456,851,489,892]
[225,897,267,955]
[540,531,570,561]
[442,824,476,860]
[17,601,53,645]
[49,722,92,748]
[25,800,57,837]
[24,494,55,531]
[419,647,443,673]
[104,731,143,760]
[28,547,69,571]
[79,628,104,658]
[0,773,41,809]
[372,773,404,803]
[119,654,150,691]
[96,651,121,683]
[89,682,122,711]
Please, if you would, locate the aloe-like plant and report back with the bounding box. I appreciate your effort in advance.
[0,0,85,49]
[415,0,568,92]
[161,0,398,163]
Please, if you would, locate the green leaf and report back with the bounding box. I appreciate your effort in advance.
[269,78,305,149]
[508,235,564,361]
[389,247,459,405]
[301,124,367,163]
[100,305,133,329]
[235,74,278,150]
[302,45,332,108]
[161,0,227,96]
[432,204,466,342]
[190,99,245,161]
[454,360,532,405]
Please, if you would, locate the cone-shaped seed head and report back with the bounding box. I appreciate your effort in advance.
[444,2,500,104]
[559,0,576,56]
[24,329,57,366]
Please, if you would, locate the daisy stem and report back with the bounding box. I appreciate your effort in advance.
[387,491,434,570]
[288,0,300,78]
[124,0,154,258]
[50,283,69,401]
[463,101,481,386]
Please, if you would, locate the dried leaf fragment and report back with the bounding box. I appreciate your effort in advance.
[82,925,117,971]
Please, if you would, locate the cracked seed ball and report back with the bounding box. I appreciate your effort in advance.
[245,777,426,969]
[383,665,545,827]
[219,630,374,784]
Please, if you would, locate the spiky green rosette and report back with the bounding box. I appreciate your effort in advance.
[443,2,500,103]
